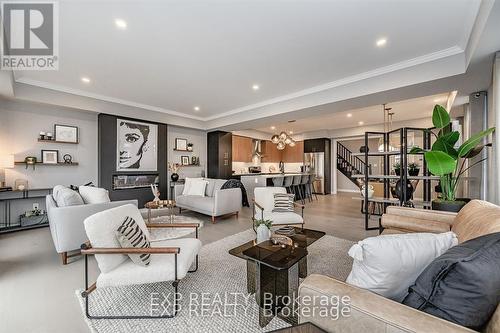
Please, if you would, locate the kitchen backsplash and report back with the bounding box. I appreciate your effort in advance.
[232,162,303,174]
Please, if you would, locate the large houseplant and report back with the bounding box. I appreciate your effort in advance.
[410,105,495,212]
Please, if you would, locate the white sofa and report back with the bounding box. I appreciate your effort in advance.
[46,194,137,264]
[174,178,242,223]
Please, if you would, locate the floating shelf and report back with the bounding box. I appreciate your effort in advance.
[14,162,79,166]
[351,174,439,180]
[351,150,428,157]
[37,139,79,144]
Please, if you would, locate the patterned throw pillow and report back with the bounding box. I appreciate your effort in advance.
[116,216,151,266]
[272,193,294,212]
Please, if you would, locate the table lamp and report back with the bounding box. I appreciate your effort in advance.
[0,154,14,191]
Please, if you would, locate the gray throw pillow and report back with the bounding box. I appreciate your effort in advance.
[402,232,500,331]
[272,193,294,212]
[53,185,84,207]
[116,216,151,266]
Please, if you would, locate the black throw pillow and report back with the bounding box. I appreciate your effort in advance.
[402,232,500,331]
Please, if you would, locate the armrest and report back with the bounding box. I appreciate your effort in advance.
[214,188,242,215]
[299,274,474,333]
[381,214,452,234]
[386,206,457,224]
[146,223,200,229]
[81,246,180,254]
[174,184,185,199]
[252,199,264,211]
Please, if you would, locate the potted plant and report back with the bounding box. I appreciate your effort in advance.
[410,105,495,212]
[393,162,402,176]
[168,162,182,182]
[255,219,272,243]
[408,162,420,176]
[187,143,194,152]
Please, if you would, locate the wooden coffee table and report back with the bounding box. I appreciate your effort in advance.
[229,228,325,327]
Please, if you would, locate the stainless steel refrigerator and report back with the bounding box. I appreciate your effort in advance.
[304,152,325,194]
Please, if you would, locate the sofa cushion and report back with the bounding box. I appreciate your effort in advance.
[452,200,500,243]
[184,179,208,196]
[97,237,201,288]
[176,195,214,213]
[79,186,110,204]
[259,211,303,225]
[182,177,204,196]
[116,216,151,266]
[403,232,500,331]
[212,179,227,195]
[84,204,150,273]
[52,185,84,207]
[346,232,458,302]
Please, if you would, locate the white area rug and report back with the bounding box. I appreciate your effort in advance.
[76,229,354,333]
[148,215,204,241]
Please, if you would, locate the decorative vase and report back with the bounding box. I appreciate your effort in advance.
[171,173,179,182]
[359,146,369,153]
[361,185,374,198]
[256,224,271,244]
[395,179,414,200]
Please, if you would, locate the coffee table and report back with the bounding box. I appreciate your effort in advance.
[144,200,176,223]
[229,228,325,327]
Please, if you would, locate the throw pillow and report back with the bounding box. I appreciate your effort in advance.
[182,177,204,196]
[403,232,500,331]
[52,185,84,207]
[346,231,458,301]
[272,193,294,212]
[183,178,208,196]
[115,216,151,266]
[79,185,111,204]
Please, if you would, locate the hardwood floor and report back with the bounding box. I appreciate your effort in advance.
[0,192,377,333]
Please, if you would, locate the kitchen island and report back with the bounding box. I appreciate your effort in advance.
[238,173,311,201]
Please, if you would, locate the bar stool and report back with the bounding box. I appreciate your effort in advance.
[301,174,311,202]
[283,176,293,194]
[292,175,303,203]
[272,176,284,187]
[308,174,318,201]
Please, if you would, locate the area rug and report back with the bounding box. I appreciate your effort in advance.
[148,215,204,241]
[76,229,355,333]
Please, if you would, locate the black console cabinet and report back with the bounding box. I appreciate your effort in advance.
[207,131,232,179]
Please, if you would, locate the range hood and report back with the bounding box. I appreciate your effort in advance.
[251,139,262,164]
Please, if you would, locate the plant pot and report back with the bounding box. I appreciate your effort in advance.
[170,173,179,182]
[432,198,470,212]
[408,168,420,176]
[394,169,401,176]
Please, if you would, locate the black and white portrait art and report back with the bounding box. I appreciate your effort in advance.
[116,119,158,171]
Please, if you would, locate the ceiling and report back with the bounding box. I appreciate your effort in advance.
[12,0,484,123]
[255,93,450,134]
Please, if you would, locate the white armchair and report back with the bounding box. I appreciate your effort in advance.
[46,194,138,264]
[253,187,305,227]
[80,204,201,319]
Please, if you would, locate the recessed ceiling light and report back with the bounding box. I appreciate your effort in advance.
[252,84,260,91]
[115,18,127,29]
[194,106,200,111]
[289,131,294,134]
[270,126,276,130]
[376,38,387,47]
[81,77,91,83]
[358,121,364,126]
[346,113,352,118]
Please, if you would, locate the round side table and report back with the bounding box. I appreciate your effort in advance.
[144,200,176,223]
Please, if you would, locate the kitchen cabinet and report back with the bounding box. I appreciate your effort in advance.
[207,131,232,179]
[231,135,253,162]
[304,138,328,153]
[261,140,282,162]
[282,141,304,163]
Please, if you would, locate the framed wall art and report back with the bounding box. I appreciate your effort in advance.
[54,125,79,143]
[116,119,158,171]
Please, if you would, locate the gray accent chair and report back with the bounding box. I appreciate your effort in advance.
[174,179,242,223]
[46,194,138,264]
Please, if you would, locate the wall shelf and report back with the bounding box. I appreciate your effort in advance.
[37,139,79,144]
[14,162,79,166]
[173,149,193,152]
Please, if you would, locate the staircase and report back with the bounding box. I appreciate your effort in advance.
[336,142,366,188]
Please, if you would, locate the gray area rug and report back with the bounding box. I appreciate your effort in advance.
[76,229,354,333]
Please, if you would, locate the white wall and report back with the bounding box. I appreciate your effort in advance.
[0,99,98,189]
[167,125,207,181]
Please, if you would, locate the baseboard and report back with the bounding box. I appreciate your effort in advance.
[337,189,360,193]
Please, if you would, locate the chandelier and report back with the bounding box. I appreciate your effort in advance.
[271,131,296,150]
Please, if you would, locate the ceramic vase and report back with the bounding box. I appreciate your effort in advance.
[256,224,271,243]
